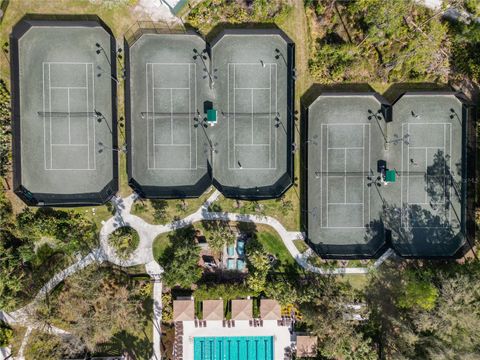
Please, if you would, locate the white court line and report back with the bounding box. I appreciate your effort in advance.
[147,63,196,170]
[328,147,364,150]
[228,63,278,170]
[43,62,95,170]
[251,89,254,144]
[362,124,365,225]
[344,148,347,203]
[51,86,87,90]
[42,63,46,170]
[146,63,150,169]
[320,124,323,227]
[235,87,271,90]
[152,64,156,168]
[269,64,271,169]
[326,127,329,227]
[86,63,89,169]
[52,144,89,147]
[328,202,364,205]
[403,122,453,229]
[154,144,191,147]
[321,123,370,229]
[153,87,189,90]
[49,64,52,169]
[235,144,270,146]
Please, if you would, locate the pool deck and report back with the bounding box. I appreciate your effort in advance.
[182,320,292,359]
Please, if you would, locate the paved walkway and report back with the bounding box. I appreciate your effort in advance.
[1,190,394,359]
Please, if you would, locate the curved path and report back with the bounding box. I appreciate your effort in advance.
[1,190,393,359]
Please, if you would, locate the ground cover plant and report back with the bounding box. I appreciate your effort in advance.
[108,226,140,260]
[27,264,153,359]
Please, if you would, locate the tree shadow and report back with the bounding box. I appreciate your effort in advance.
[97,329,153,359]
[384,203,458,257]
[151,199,168,222]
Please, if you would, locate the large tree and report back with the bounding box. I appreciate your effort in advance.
[366,260,480,359]
[300,274,377,359]
[52,264,146,352]
[159,226,202,289]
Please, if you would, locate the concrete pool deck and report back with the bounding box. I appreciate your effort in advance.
[182,320,291,360]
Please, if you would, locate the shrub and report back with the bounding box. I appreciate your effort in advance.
[0,323,13,347]
[108,226,140,260]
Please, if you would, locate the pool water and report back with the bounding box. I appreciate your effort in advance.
[194,336,274,360]
[237,259,245,270]
[227,258,235,270]
[227,244,235,257]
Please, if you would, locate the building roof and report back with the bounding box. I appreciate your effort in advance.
[231,299,252,320]
[260,299,281,320]
[202,300,224,321]
[296,335,318,357]
[173,300,195,322]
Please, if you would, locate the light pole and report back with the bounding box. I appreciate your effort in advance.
[97,141,126,153]
[96,65,119,84]
[193,48,216,89]
[305,134,318,145]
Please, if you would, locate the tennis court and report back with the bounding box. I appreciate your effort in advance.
[226,62,278,170]
[40,62,97,170]
[144,62,198,170]
[126,33,210,197]
[211,30,294,197]
[11,18,117,205]
[307,94,387,257]
[387,93,466,257]
[306,92,468,258]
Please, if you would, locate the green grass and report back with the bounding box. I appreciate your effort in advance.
[253,224,297,271]
[214,193,299,231]
[293,239,309,253]
[340,274,368,291]
[152,233,171,261]
[131,187,215,225]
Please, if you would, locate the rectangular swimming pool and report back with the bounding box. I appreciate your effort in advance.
[194,336,274,360]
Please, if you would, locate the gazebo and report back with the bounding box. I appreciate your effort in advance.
[260,299,281,320]
[173,299,195,322]
[203,300,224,321]
[231,299,252,320]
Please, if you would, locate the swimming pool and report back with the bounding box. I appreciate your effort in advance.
[194,336,274,360]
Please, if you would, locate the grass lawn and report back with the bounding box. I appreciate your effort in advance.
[0,0,140,83]
[254,224,297,272]
[340,274,369,291]
[214,192,299,231]
[132,186,215,225]
[152,232,171,261]
[153,221,297,272]
[293,239,309,253]
[8,326,26,358]
[66,204,115,231]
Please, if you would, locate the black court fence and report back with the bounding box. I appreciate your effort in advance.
[124,20,187,46]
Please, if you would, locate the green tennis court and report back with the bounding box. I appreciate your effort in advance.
[11,17,117,206]
[306,92,469,258]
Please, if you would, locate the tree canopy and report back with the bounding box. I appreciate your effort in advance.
[159,226,202,289]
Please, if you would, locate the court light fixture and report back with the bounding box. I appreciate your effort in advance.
[305,134,318,145]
